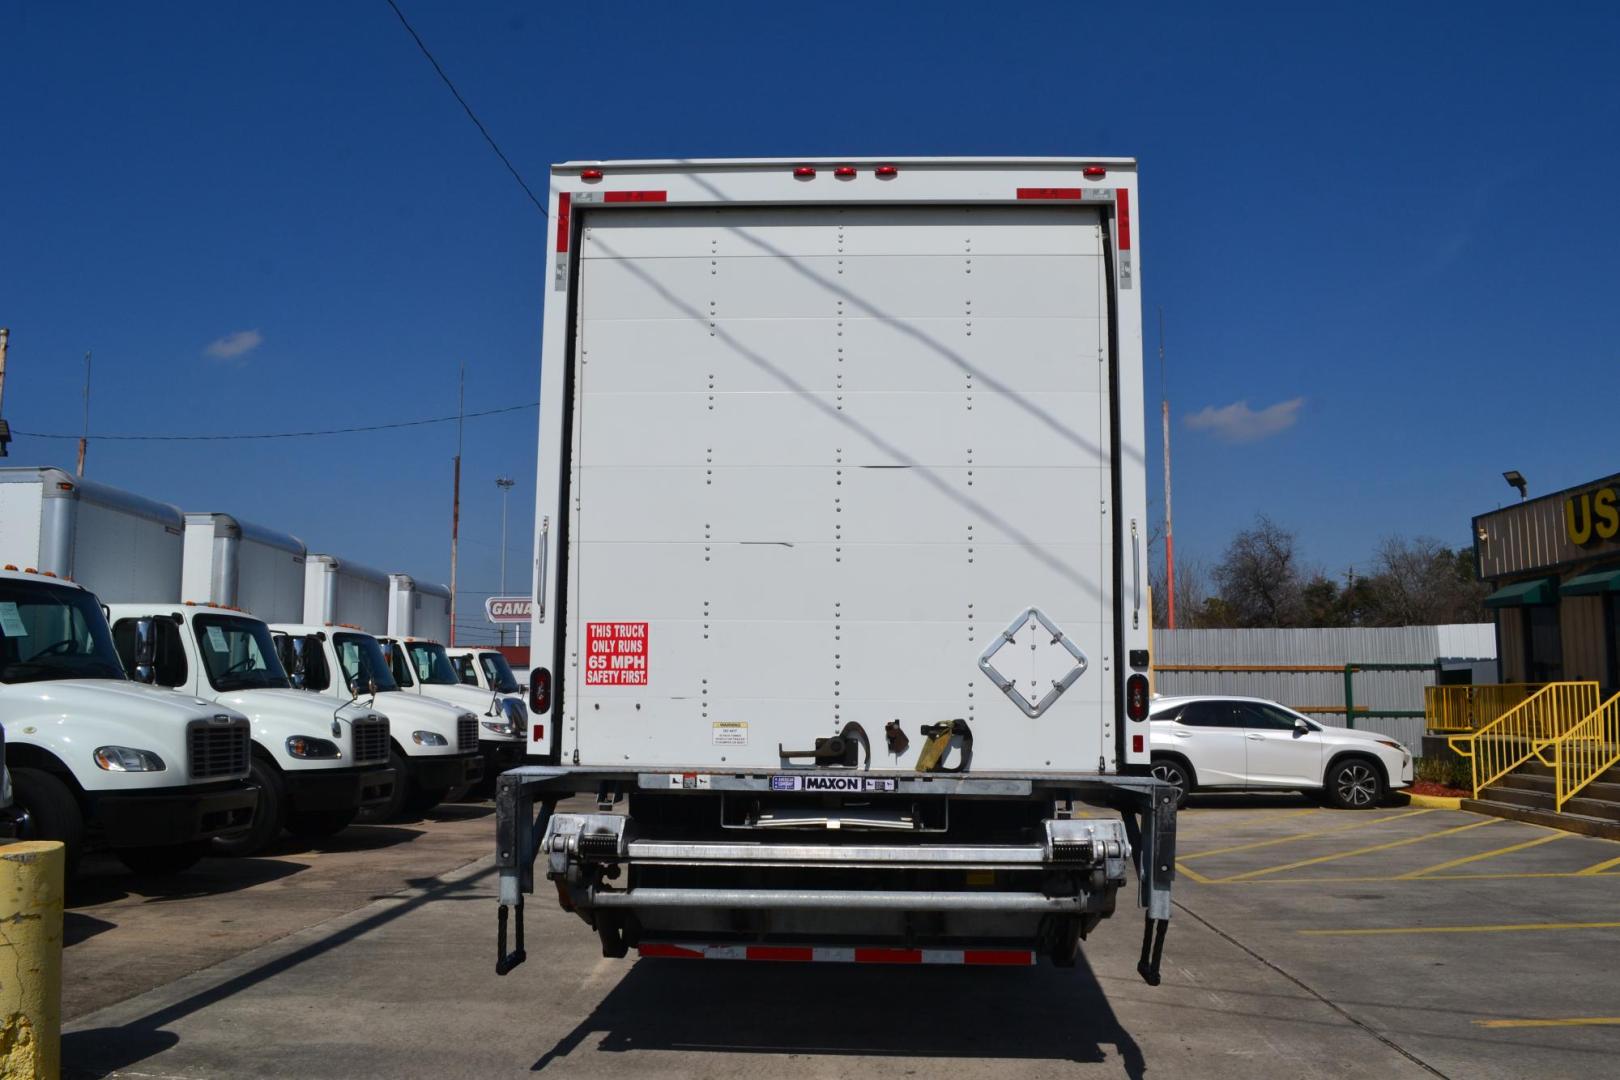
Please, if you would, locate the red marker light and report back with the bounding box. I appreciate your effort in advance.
[580,168,603,181]
[834,166,856,179]
[1133,734,1144,753]
[875,165,898,178]
[1126,674,1150,721]
[794,166,816,179]
[1083,165,1106,178]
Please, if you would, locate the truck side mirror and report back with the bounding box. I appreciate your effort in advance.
[287,636,308,689]
[131,617,157,684]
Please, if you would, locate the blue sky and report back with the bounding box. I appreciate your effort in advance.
[2,0,1617,632]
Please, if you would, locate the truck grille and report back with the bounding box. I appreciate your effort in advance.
[458,716,478,754]
[352,716,390,766]
[188,717,250,780]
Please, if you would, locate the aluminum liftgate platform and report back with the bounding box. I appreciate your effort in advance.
[493,766,1177,985]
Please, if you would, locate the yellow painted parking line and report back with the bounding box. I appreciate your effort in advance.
[1179,809,1431,861]
[1219,818,1498,882]
[1396,831,1567,879]
[1473,1016,1620,1029]
[1175,861,1214,884]
[1576,852,1620,876]
[1302,920,1620,937]
[1193,869,1620,886]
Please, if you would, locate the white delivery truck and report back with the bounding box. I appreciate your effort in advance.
[448,646,526,698]
[107,602,395,853]
[0,567,256,875]
[381,635,528,784]
[182,512,307,623]
[270,623,483,818]
[304,555,389,634]
[387,574,451,643]
[494,158,1175,982]
[0,467,185,601]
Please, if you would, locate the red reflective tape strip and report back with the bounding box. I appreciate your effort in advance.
[638,943,703,959]
[555,192,571,253]
[854,947,923,964]
[603,190,667,203]
[1116,188,1132,250]
[963,949,1035,966]
[746,946,814,962]
[1017,187,1083,200]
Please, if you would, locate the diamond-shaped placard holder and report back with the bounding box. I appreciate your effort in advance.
[977,606,1089,718]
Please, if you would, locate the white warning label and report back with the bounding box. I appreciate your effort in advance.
[712,722,748,746]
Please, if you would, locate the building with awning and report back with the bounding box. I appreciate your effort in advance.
[1474,473,1620,689]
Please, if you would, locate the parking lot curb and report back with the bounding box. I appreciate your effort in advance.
[1402,793,1463,811]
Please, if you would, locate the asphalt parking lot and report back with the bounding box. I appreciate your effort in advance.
[59,795,1620,1079]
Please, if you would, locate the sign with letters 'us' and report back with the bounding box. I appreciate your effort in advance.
[585,622,649,686]
[1566,484,1620,546]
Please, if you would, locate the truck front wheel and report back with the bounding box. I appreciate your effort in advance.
[212,757,284,857]
[12,767,85,879]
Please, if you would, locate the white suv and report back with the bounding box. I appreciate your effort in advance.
[1148,695,1413,809]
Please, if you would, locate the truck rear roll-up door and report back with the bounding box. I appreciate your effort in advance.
[565,204,1114,771]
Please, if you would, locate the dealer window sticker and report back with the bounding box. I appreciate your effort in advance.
[0,602,27,637]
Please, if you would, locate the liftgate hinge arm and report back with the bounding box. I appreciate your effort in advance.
[496,779,558,976]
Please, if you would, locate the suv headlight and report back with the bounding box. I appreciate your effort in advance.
[286,736,342,760]
[94,746,167,772]
[412,730,449,747]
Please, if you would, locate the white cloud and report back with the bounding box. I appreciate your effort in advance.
[1184,397,1304,443]
[204,329,264,360]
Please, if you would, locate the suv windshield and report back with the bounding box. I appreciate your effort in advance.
[0,579,127,684]
[478,652,520,694]
[194,615,291,692]
[406,642,461,686]
[332,632,400,694]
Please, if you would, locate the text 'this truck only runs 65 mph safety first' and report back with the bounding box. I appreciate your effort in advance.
[496,157,1175,983]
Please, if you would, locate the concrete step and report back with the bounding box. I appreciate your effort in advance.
[1461,798,1620,841]
[1496,773,1620,804]
[1479,784,1620,822]
[1511,760,1620,785]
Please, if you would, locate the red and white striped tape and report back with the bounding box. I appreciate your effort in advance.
[638,943,1034,966]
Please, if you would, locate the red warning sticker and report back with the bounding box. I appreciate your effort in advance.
[585,622,649,685]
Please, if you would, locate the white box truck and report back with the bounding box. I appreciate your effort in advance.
[387,574,451,643]
[380,635,527,783]
[304,555,389,634]
[448,646,526,698]
[107,602,396,853]
[0,467,184,602]
[182,512,307,624]
[495,158,1175,982]
[0,568,256,876]
[270,622,483,818]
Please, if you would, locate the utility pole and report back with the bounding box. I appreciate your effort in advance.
[449,365,464,647]
[496,476,515,647]
[77,350,92,476]
[0,328,11,457]
[1159,309,1176,630]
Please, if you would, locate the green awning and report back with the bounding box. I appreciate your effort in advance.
[1561,567,1620,596]
[1484,577,1560,608]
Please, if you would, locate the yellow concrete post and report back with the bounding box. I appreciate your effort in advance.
[0,841,64,1080]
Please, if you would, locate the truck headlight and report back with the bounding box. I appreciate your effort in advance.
[94,746,167,772]
[286,736,342,759]
[412,730,449,747]
[481,720,515,736]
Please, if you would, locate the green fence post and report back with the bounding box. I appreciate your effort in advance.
[1343,664,1356,729]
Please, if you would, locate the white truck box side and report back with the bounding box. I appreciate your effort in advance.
[182,512,307,622]
[387,574,452,642]
[303,554,389,634]
[0,467,183,602]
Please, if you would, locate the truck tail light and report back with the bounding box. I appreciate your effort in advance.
[530,667,552,713]
[1083,165,1106,178]
[1126,674,1149,721]
[580,168,603,180]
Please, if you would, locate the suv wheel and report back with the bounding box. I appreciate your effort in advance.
[1149,758,1192,808]
[1325,757,1384,809]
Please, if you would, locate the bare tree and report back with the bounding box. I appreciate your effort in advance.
[1362,536,1489,626]
[1213,515,1306,627]
[1150,555,1213,629]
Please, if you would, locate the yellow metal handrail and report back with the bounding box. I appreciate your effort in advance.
[1447,682,1600,798]
[1545,693,1620,811]
[1425,683,1542,732]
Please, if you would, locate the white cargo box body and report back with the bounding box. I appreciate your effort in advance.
[0,467,184,602]
[182,512,307,622]
[387,574,452,642]
[303,554,389,634]
[532,158,1150,775]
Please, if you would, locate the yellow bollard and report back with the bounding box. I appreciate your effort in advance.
[0,841,64,1080]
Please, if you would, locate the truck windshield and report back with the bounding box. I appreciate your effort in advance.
[193,615,291,692]
[478,652,520,694]
[0,579,127,685]
[332,633,400,694]
[405,642,461,686]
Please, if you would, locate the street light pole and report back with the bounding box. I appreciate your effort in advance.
[496,476,515,646]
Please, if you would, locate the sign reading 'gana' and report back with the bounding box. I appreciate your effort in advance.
[1565,485,1620,546]
[484,597,533,623]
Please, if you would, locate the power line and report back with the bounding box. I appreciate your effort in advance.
[382,0,548,218]
[14,401,536,442]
